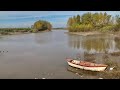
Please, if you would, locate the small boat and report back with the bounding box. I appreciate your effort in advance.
[66,58,108,72]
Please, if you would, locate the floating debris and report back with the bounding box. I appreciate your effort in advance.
[80,75,83,77]
[98,78,103,79]
[0,51,8,53]
[110,66,115,71]
[42,78,46,79]
[75,73,79,75]
[35,78,39,79]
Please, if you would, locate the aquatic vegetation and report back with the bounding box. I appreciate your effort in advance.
[99,71,120,79]
[110,52,120,56]
[84,52,96,61]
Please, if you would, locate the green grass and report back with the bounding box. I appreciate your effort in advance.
[0,28,32,35]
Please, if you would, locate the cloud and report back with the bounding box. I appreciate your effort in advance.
[0,11,119,28]
[0,14,72,28]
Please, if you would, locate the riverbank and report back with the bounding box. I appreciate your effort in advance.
[67,31,101,36]
[0,28,51,35]
[66,31,120,38]
[52,28,67,30]
[68,52,120,79]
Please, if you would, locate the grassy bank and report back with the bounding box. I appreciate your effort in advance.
[0,28,52,35]
[52,28,67,30]
[0,28,32,35]
[0,20,52,35]
[66,30,120,39]
[66,31,101,36]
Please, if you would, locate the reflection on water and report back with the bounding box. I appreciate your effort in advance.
[34,31,53,44]
[67,66,99,79]
[68,34,120,54]
[34,30,67,45]
[0,30,120,79]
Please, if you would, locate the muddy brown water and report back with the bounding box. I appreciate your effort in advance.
[0,30,120,79]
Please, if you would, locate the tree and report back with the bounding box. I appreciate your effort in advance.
[67,17,73,26]
[92,13,99,27]
[76,15,80,24]
[67,12,117,32]
[81,12,92,25]
[116,15,120,25]
[114,15,120,31]
[33,20,52,32]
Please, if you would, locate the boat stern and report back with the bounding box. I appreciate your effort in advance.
[66,58,73,62]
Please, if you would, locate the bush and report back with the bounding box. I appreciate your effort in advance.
[0,31,9,35]
[68,24,93,32]
[33,20,52,32]
[100,25,115,32]
[113,24,120,32]
[32,29,39,33]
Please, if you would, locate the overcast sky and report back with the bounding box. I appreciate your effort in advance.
[0,11,119,28]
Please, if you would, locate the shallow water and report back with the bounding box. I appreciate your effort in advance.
[0,30,120,79]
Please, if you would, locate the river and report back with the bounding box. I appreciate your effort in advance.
[0,30,120,79]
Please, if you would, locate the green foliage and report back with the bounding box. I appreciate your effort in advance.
[100,25,115,32]
[81,12,92,25]
[0,28,32,35]
[67,12,120,32]
[33,20,52,32]
[67,17,73,26]
[0,20,52,35]
[0,31,9,35]
[76,15,81,24]
[68,24,93,32]
[32,29,38,33]
[114,15,120,31]
[116,15,120,25]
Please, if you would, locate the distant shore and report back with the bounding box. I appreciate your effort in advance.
[52,28,67,30]
[0,28,51,35]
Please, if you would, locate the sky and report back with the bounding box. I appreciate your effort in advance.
[0,11,120,28]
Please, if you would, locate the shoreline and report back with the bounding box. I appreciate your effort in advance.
[0,30,51,36]
[66,31,101,36]
[66,31,120,38]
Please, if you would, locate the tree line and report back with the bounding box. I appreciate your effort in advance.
[67,12,120,32]
[0,20,52,35]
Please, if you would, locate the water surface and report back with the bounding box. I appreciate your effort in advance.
[0,30,120,79]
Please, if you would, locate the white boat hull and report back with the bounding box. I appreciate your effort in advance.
[67,62,107,71]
